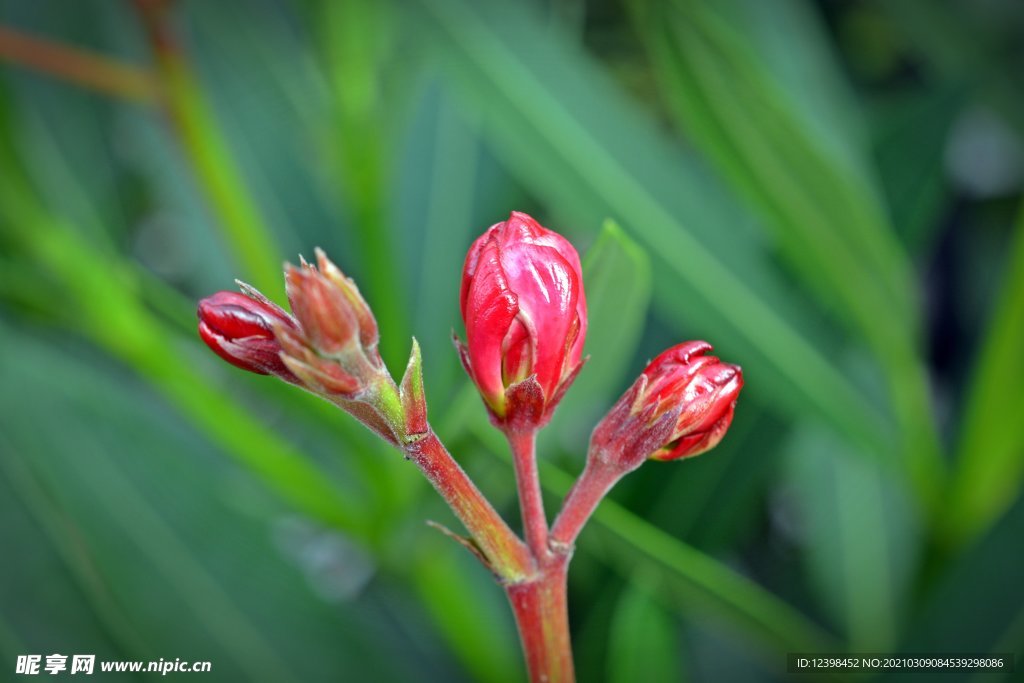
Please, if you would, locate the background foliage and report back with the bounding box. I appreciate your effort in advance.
[1,0,1023,681]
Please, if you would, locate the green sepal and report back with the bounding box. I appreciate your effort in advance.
[400,337,428,440]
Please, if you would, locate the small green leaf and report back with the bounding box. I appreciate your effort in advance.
[401,337,428,437]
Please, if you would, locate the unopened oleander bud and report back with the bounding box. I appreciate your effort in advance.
[456,211,587,431]
[590,341,742,471]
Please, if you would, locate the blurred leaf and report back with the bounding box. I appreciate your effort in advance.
[412,535,522,683]
[607,571,684,683]
[0,442,144,669]
[0,328,415,682]
[642,405,780,552]
[888,492,1024,683]
[316,0,411,369]
[873,84,966,251]
[0,210,371,537]
[411,0,898,474]
[632,0,943,509]
[402,87,482,403]
[785,425,920,651]
[634,0,914,331]
[134,2,284,300]
[545,219,652,452]
[684,620,775,683]
[947,209,1024,545]
[881,0,1024,137]
[586,490,837,656]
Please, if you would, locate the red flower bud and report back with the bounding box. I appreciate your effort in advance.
[457,211,587,429]
[197,252,400,445]
[197,287,299,382]
[279,249,384,397]
[591,341,742,471]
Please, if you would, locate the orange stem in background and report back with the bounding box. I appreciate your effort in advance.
[0,25,157,102]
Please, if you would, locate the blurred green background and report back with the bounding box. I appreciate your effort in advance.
[1,0,1023,681]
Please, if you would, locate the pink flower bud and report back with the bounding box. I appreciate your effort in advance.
[457,211,587,430]
[197,288,299,382]
[591,341,742,471]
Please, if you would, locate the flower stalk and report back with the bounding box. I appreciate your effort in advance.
[507,429,549,562]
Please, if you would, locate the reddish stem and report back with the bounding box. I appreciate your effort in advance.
[507,429,550,561]
[506,555,574,683]
[550,458,622,550]
[0,25,157,102]
[404,430,533,580]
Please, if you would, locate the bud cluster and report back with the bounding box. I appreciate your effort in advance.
[197,249,400,445]
[196,211,744,683]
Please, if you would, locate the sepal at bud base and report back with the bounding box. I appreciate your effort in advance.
[400,338,428,439]
[277,333,362,396]
[503,375,545,433]
[315,247,380,358]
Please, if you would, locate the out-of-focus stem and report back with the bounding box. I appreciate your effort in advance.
[403,430,533,582]
[132,0,282,299]
[0,25,158,102]
[320,1,407,367]
[507,429,550,561]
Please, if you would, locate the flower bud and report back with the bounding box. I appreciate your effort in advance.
[285,248,382,365]
[197,251,401,446]
[280,249,384,397]
[457,211,587,430]
[591,341,742,471]
[197,288,299,382]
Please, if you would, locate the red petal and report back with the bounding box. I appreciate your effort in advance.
[460,227,497,319]
[502,314,534,386]
[499,240,580,397]
[464,237,518,413]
